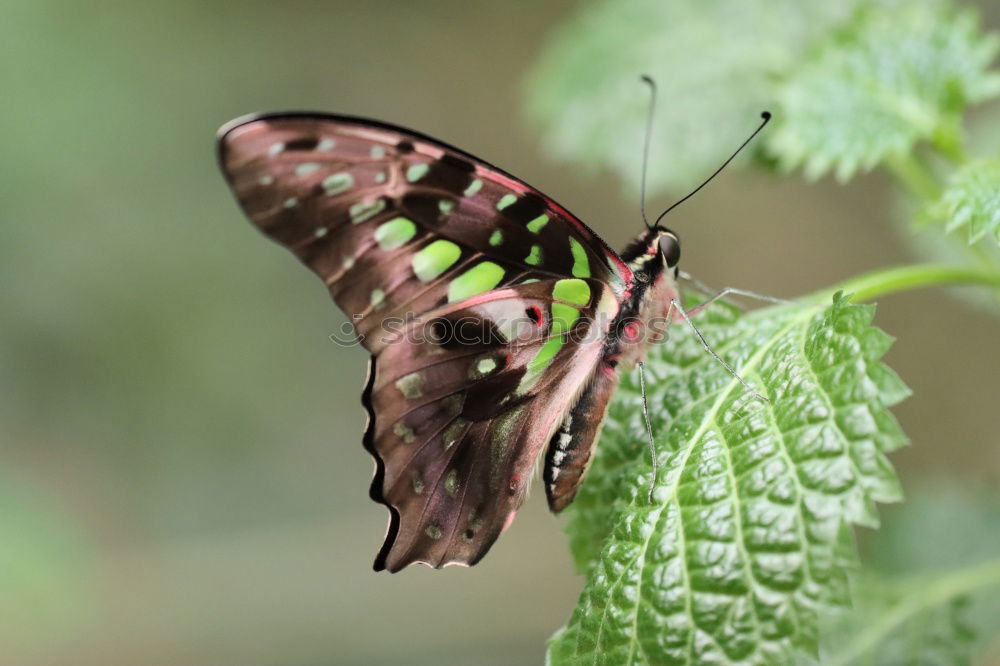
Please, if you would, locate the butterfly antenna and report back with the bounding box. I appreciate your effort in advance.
[653,111,772,228]
[639,75,657,231]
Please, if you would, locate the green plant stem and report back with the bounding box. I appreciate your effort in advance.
[825,558,1000,666]
[803,263,1000,304]
[931,120,969,165]
[885,153,942,201]
[886,150,996,278]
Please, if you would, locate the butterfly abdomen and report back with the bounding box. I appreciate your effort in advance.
[544,366,621,512]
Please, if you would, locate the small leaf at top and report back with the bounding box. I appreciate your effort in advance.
[523,0,871,195]
[769,4,1000,181]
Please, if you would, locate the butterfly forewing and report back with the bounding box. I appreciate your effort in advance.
[218,114,630,350]
[217,113,632,570]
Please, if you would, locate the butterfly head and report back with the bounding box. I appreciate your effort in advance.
[623,225,681,284]
[654,227,681,270]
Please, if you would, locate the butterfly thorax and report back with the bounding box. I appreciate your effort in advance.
[603,227,681,369]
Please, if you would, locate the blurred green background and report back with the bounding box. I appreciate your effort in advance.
[3,2,1000,664]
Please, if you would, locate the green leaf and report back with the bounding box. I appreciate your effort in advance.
[819,578,975,666]
[524,0,868,194]
[549,294,908,665]
[859,486,1000,659]
[769,4,1000,181]
[925,158,1000,245]
[817,558,1000,666]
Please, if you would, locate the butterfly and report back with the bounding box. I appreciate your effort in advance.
[217,110,761,572]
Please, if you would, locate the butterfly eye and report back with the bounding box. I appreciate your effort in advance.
[658,233,681,268]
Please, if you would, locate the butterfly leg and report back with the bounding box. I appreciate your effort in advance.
[676,270,721,299]
[666,298,769,403]
[637,361,658,503]
[684,286,791,318]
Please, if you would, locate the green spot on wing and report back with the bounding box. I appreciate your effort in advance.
[496,193,517,210]
[551,302,581,335]
[410,470,424,494]
[518,296,583,394]
[525,245,542,266]
[442,419,467,450]
[393,422,415,444]
[374,217,417,250]
[489,230,504,246]
[406,163,430,182]
[569,237,591,277]
[412,240,461,281]
[394,372,424,400]
[448,261,505,302]
[444,470,460,497]
[526,214,549,233]
[350,199,386,224]
[464,178,483,197]
[522,336,564,391]
[296,162,320,176]
[322,172,354,195]
[553,278,591,306]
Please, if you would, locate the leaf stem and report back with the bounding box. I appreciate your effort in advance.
[931,118,969,165]
[885,153,942,202]
[825,558,1000,666]
[803,263,1000,304]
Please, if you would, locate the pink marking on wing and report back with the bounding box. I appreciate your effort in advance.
[501,510,518,533]
[442,560,472,569]
[449,286,521,309]
[528,305,544,326]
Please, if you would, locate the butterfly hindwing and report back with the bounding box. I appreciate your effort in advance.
[217,113,634,570]
[366,280,617,571]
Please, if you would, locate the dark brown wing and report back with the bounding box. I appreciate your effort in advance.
[217,113,632,570]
